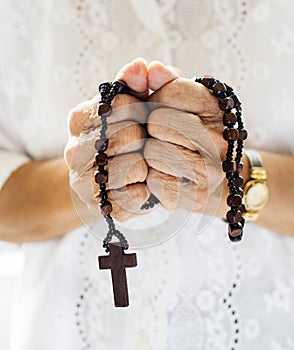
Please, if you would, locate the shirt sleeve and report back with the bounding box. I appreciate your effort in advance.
[0,149,31,190]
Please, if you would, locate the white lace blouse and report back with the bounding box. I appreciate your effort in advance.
[1,0,294,349]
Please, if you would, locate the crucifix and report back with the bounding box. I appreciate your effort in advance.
[98,243,137,307]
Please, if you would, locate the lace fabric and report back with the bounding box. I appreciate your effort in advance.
[0,0,293,349]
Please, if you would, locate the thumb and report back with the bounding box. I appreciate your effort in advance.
[115,57,149,99]
[148,60,184,91]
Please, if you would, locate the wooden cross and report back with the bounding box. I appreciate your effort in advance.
[98,243,137,307]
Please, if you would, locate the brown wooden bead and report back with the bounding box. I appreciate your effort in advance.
[239,204,246,213]
[239,129,248,141]
[219,97,234,111]
[213,82,227,94]
[113,80,129,94]
[224,83,233,93]
[227,194,243,207]
[240,217,245,227]
[227,210,243,224]
[100,201,113,215]
[223,128,239,141]
[222,160,235,173]
[229,234,242,242]
[98,103,112,117]
[95,152,108,166]
[233,175,244,187]
[201,76,214,87]
[231,94,241,107]
[229,223,243,238]
[95,170,108,184]
[95,138,109,152]
[223,112,237,126]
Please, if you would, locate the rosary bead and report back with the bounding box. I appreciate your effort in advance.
[219,97,234,111]
[95,152,108,166]
[227,210,243,224]
[228,222,243,238]
[236,161,243,174]
[236,110,242,118]
[212,82,227,95]
[229,233,242,242]
[99,183,106,191]
[238,129,248,141]
[95,170,108,184]
[231,94,241,107]
[223,112,237,126]
[239,204,246,213]
[112,80,130,94]
[95,138,109,152]
[240,217,245,227]
[201,76,215,88]
[222,160,235,173]
[101,192,108,202]
[113,230,122,238]
[227,194,243,207]
[98,82,111,93]
[226,172,234,180]
[236,187,244,197]
[223,128,239,141]
[224,83,234,94]
[100,201,113,215]
[233,175,244,187]
[98,103,112,117]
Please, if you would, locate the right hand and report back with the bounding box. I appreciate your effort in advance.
[64,58,151,221]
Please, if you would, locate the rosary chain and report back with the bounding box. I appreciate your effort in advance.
[95,76,247,250]
[195,76,248,242]
[94,80,159,252]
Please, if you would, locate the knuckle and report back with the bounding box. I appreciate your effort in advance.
[108,153,147,188]
[64,144,75,168]
[67,98,99,136]
[111,122,145,154]
[68,108,83,136]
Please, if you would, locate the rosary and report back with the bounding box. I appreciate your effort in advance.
[94,76,247,307]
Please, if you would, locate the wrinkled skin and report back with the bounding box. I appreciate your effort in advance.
[64,58,227,221]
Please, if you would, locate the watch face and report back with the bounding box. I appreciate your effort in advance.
[244,181,269,211]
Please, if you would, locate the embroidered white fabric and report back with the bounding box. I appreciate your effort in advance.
[0,0,294,349]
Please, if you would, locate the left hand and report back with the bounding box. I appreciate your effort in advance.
[144,62,231,217]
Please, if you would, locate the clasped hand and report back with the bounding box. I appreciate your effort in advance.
[64,58,228,221]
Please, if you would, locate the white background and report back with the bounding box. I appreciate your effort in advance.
[0,247,24,350]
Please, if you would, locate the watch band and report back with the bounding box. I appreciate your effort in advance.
[245,149,263,167]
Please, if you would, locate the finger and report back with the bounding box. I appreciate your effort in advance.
[148,60,184,91]
[144,138,223,190]
[115,57,149,99]
[146,168,207,213]
[69,152,147,206]
[107,183,150,221]
[68,94,149,137]
[93,152,148,190]
[148,77,222,120]
[65,121,146,171]
[147,108,227,160]
[74,183,150,222]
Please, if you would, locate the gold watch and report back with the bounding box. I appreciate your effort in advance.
[242,149,269,221]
